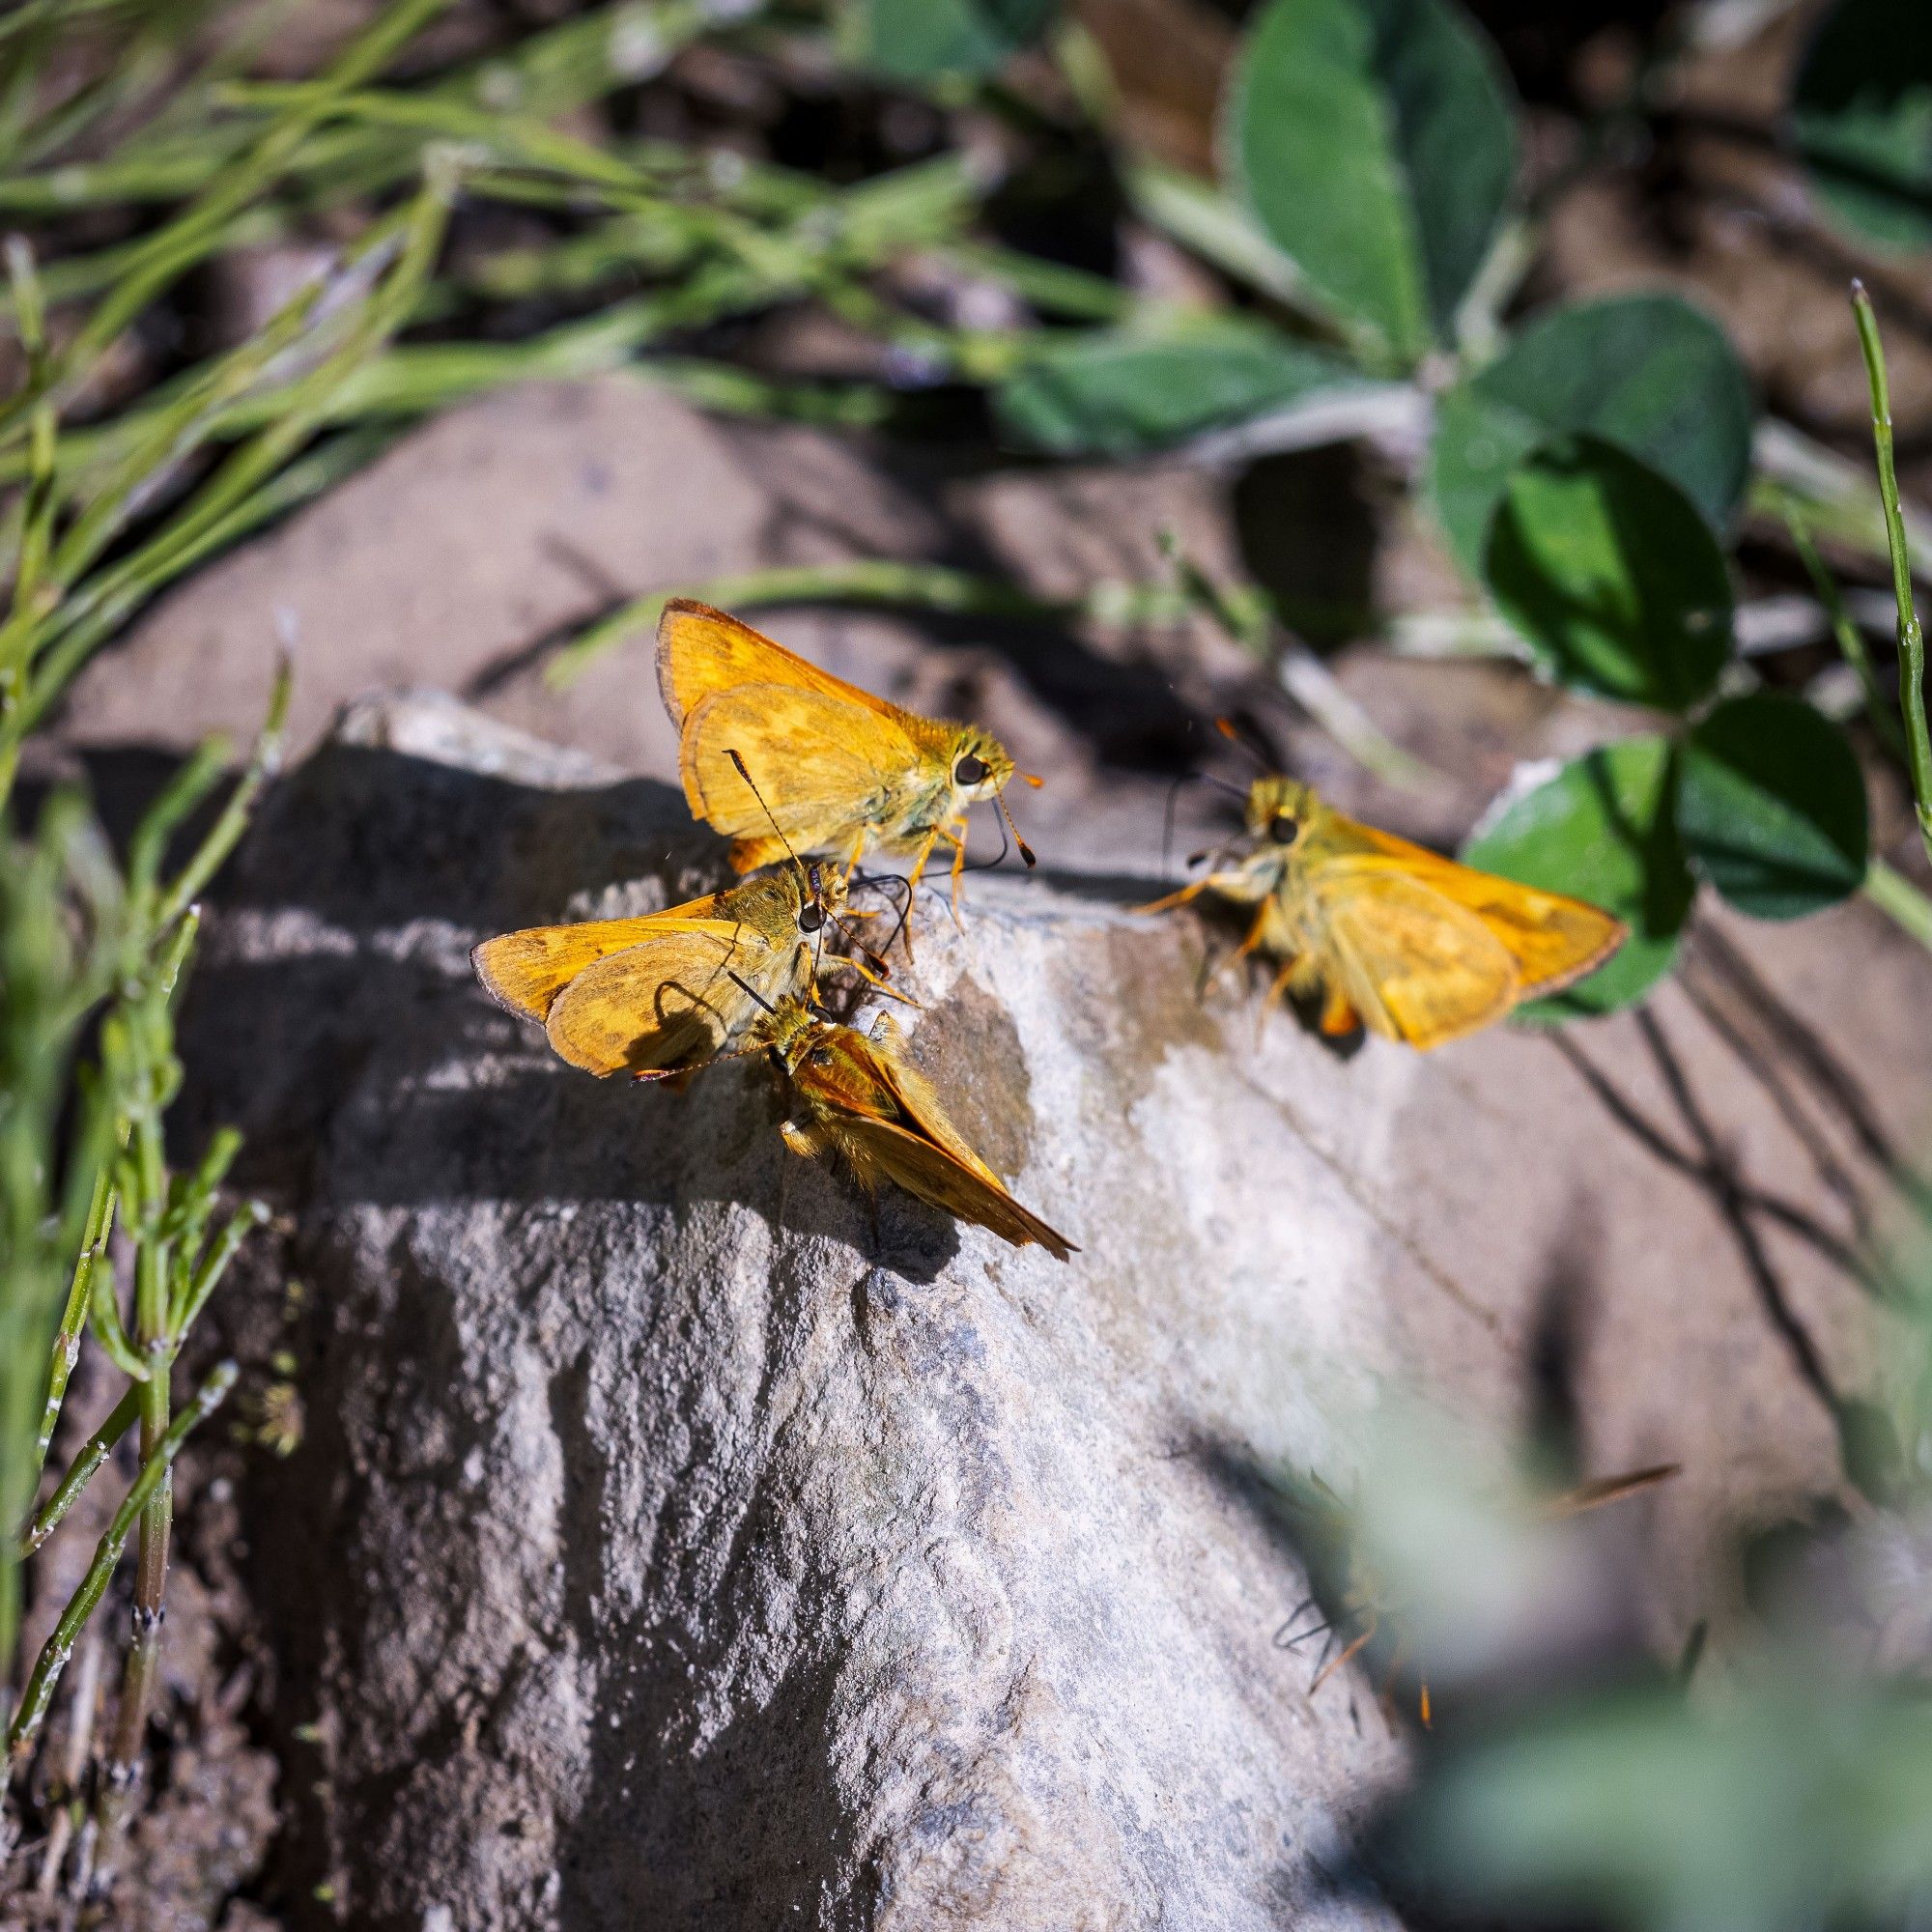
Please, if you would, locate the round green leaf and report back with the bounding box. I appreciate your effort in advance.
[1429,295,1755,579]
[993,321,1367,456]
[1792,0,1932,253]
[848,0,1055,79]
[1462,736,1692,1018]
[1678,694,1870,920]
[1484,436,1733,712]
[1229,0,1517,363]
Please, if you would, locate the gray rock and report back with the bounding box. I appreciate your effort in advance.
[188,692,1919,1929]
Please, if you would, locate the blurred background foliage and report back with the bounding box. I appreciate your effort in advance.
[3,0,1932,1920]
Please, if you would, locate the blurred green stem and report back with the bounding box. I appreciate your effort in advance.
[1851,283,1932,867]
[1863,857,1932,950]
[1163,541,1436,789]
[1785,508,1908,762]
[544,559,1198,687]
[0,0,454,442]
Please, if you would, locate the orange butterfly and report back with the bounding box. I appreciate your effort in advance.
[472,863,855,1080]
[1146,772,1625,1049]
[656,600,1037,934]
[752,991,1075,1262]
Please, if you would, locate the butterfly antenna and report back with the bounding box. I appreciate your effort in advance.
[856,870,914,962]
[826,898,895,981]
[994,788,1036,869]
[805,862,829,975]
[1214,714,1277,773]
[725,747,813,898]
[964,801,1010,873]
[725,969,778,1017]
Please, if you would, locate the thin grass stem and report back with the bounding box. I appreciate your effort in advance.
[1850,283,1932,867]
[6,1364,235,1766]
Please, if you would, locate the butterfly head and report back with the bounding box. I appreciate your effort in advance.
[795,862,848,936]
[1244,776,1317,853]
[947,725,1015,807]
[753,991,818,1064]
[949,725,1038,870]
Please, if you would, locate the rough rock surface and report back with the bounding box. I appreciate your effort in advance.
[182,691,1929,1930]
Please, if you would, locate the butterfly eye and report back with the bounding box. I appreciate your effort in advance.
[798,904,825,933]
[809,1046,834,1067]
[1268,814,1300,845]
[954,753,989,786]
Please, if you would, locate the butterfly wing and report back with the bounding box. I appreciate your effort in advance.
[1298,812,1625,1048]
[1313,816,1626,999]
[816,1016,1077,1259]
[656,599,914,728]
[544,922,805,1076]
[1310,867,1521,1049]
[472,912,721,1023]
[475,879,809,1077]
[471,882,758,1021]
[851,1114,1078,1260]
[680,683,927,866]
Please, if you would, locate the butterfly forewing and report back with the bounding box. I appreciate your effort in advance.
[545,923,805,1076]
[471,873,818,1079]
[472,912,716,1022]
[785,1017,1076,1260]
[1310,863,1521,1048]
[681,683,912,866]
[657,599,913,727]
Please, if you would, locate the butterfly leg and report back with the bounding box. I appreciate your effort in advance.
[1309,1607,1378,1696]
[1202,904,1270,995]
[839,829,870,889]
[1134,876,1214,916]
[1256,953,1304,1045]
[1377,1637,1410,1728]
[1318,983,1361,1038]
[837,952,922,1008]
[897,828,944,964]
[946,821,972,926]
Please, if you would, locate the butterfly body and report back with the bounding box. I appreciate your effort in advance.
[755,996,1075,1261]
[1148,775,1626,1050]
[657,600,1023,905]
[472,866,841,1078]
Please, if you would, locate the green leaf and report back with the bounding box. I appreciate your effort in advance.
[1395,1683,1932,1932]
[992,319,1367,456]
[847,0,1056,79]
[1430,295,1755,578]
[1484,436,1733,711]
[1229,0,1517,362]
[1677,695,1870,920]
[1462,737,1692,1017]
[1792,0,1932,252]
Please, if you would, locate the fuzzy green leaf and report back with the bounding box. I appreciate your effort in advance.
[1792,0,1932,252]
[1229,0,1517,361]
[1678,695,1870,920]
[848,0,1056,78]
[993,319,1366,456]
[1462,737,1691,1017]
[1484,437,1733,711]
[1430,295,1754,578]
